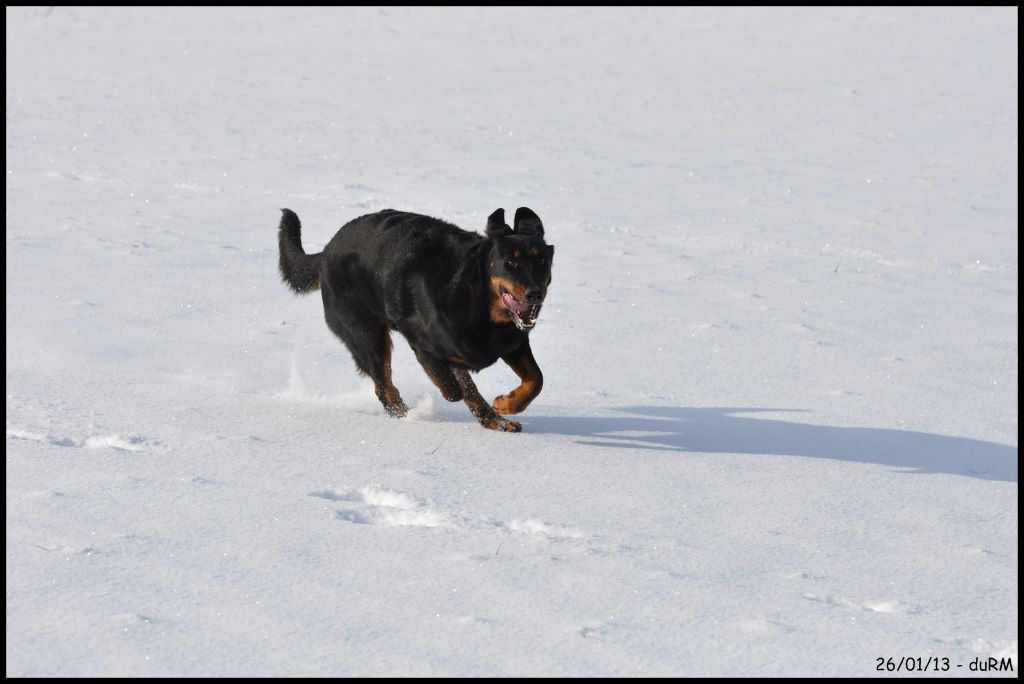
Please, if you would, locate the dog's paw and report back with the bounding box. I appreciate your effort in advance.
[492,395,521,415]
[499,419,523,433]
[483,416,522,432]
[385,402,409,418]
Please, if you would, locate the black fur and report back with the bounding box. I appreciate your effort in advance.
[277,209,321,293]
[277,207,554,432]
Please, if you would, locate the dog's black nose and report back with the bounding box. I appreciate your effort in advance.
[524,289,544,304]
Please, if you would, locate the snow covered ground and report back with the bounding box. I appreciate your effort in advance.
[6,6,1017,676]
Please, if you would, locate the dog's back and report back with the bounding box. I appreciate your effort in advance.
[319,210,487,337]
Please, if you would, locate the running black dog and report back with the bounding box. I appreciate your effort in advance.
[277,207,553,432]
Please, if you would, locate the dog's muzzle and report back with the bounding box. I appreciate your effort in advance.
[501,290,542,331]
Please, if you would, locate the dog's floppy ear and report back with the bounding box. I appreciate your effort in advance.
[514,207,544,238]
[486,208,513,238]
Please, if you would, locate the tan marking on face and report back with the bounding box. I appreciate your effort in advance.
[489,276,527,324]
[529,248,539,256]
[513,249,520,258]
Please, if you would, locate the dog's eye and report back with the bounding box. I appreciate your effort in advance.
[504,258,518,270]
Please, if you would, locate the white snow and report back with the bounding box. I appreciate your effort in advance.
[5,6,1017,677]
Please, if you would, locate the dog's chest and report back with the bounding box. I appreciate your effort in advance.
[449,326,526,370]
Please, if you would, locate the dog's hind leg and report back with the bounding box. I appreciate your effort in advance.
[325,312,408,418]
[451,367,521,432]
[414,349,463,402]
[370,329,408,418]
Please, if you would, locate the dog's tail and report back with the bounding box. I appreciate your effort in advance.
[278,209,322,294]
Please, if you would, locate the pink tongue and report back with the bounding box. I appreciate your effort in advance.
[501,292,531,314]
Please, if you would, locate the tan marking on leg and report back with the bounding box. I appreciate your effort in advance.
[492,381,540,414]
[376,330,407,417]
[492,346,543,415]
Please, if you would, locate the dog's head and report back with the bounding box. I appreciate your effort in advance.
[484,207,554,331]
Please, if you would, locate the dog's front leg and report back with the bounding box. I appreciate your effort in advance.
[451,367,522,432]
[492,343,543,415]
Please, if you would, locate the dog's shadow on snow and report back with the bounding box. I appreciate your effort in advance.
[526,406,1018,482]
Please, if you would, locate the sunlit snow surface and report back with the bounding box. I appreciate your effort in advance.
[6,6,1017,676]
